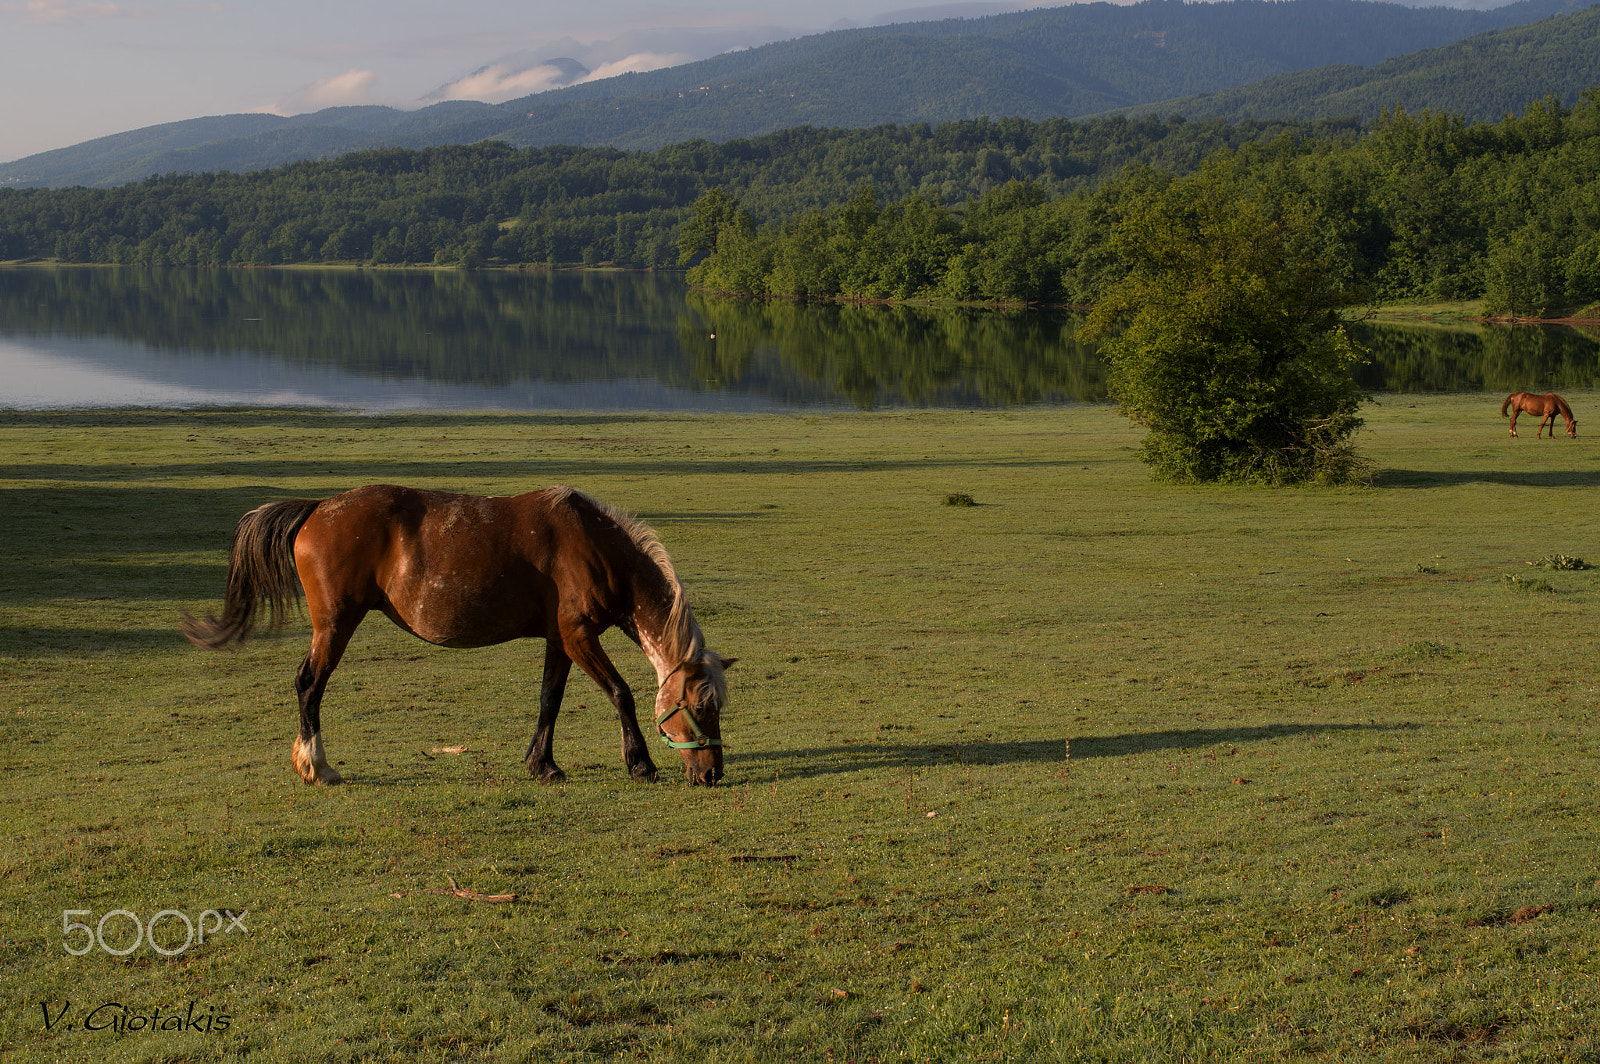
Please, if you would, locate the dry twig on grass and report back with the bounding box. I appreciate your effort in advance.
[390,876,517,903]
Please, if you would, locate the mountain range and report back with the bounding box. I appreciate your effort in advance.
[1128,1,1600,121]
[2,0,1595,189]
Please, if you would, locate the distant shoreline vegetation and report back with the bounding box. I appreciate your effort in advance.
[2,90,1599,318]
[680,90,1600,319]
[0,114,1352,273]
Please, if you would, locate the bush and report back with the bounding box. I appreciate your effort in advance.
[1084,164,1370,485]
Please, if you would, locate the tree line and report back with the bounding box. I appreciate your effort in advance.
[0,114,1350,271]
[684,89,1600,317]
[4,90,1598,316]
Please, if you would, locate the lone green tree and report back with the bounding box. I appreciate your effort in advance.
[1084,166,1369,485]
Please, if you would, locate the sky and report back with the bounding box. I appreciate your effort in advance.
[0,0,1072,164]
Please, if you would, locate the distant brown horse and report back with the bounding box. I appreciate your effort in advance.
[1502,392,1576,438]
[184,485,733,786]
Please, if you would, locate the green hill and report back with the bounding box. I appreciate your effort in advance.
[1121,3,1600,121]
[0,0,1588,188]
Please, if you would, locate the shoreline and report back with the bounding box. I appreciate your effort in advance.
[5,260,1599,327]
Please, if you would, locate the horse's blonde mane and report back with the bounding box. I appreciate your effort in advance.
[549,486,706,665]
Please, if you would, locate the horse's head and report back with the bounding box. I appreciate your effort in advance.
[654,651,735,786]
[1569,419,1578,438]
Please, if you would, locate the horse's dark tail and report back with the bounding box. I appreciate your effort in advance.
[1502,393,1516,417]
[183,499,320,650]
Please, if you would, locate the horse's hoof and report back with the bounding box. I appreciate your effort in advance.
[532,763,566,783]
[630,762,659,782]
[316,766,344,785]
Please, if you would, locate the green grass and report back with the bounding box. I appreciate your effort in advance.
[3,398,1600,1061]
[1367,300,1488,327]
[1368,298,1600,326]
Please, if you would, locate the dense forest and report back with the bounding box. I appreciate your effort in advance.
[4,89,1599,316]
[0,114,1354,270]
[687,91,1600,315]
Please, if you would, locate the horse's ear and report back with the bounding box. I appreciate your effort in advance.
[717,656,738,670]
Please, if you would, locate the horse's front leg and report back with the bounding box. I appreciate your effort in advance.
[564,628,658,782]
[523,642,572,783]
[1540,414,1554,439]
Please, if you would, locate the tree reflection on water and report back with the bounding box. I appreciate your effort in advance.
[678,293,1104,409]
[1351,321,1600,394]
[1,267,1595,410]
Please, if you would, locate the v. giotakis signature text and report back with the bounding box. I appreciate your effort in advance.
[41,1001,233,1034]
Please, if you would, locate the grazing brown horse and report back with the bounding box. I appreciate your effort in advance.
[184,485,733,786]
[1502,392,1577,438]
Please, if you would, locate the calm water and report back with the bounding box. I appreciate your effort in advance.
[1,266,1597,410]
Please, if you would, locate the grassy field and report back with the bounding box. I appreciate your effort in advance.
[2,398,1599,1062]
[1366,300,1600,328]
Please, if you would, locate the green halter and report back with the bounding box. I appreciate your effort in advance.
[653,663,723,750]
[654,701,722,750]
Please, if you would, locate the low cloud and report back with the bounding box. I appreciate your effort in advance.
[254,69,379,116]
[437,63,579,103]
[423,23,798,107]
[296,69,379,110]
[583,51,691,81]
[11,0,122,23]
[432,51,690,105]
[7,0,223,23]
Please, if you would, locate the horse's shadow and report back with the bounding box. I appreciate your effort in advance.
[726,722,1417,781]
[1378,469,1600,489]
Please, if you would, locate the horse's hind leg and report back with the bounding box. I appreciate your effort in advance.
[1508,410,1519,437]
[523,642,572,783]
[292,611,363,785]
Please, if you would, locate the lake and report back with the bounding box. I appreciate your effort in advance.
[2,266,1597,411]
